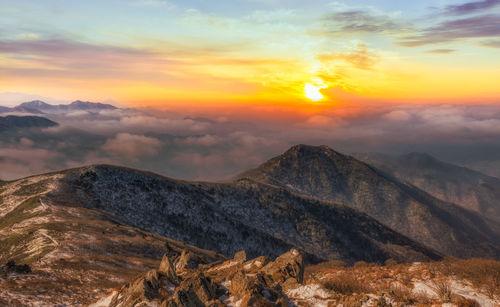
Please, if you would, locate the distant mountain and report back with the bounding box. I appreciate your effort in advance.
[66,100,117,111]
[356,152,500,223]
[8,105,46,114]
[237,145,500,259]
[0,115,58,130]
[18,100,58,111]
[0,106,12,113]
[0,100,117,114]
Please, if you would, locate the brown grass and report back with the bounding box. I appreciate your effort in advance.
[429,258,500,298]
[321,271,372,295]
[429,279,452,302]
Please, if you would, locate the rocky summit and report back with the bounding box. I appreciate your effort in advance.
[90,248,304,307]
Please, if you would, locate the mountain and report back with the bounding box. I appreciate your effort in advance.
[355,152,500,223]
[0,100,117,114]
[0,175,225,305]
[66,100,117,111]
[0,165,441,304]
[0,115,58,130]
[237,145,500,259]
[18,100,58,111]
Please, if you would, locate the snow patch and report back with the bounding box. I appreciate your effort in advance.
[285,283,334,307]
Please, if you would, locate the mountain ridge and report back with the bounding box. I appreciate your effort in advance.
[0,100,117,114]
[236,144,500,259]
[355,151,500,223]
[0,115,58,130]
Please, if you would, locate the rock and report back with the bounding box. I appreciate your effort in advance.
[159,254,180,284]
[261,248,304,286]
[233,250,247,263]
[109,270,163,306]
[179,271,217,303]
[93,249,298,307]
[242,256,269,273]
[165,271,217,307]
[175,250,199,273]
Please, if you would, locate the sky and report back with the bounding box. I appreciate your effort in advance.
[1,0,499,111]
[1,0,500,181]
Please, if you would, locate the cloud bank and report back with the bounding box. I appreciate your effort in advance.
[1,102,500,181]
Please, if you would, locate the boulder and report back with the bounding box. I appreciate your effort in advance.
[261,249,304,286]
[175,250,199,273]
[233,250,247,263]
[159,253,180,284]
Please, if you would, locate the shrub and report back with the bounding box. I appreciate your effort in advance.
[429,279,452,302]
[389,283,413,303]
[321,271,372,295]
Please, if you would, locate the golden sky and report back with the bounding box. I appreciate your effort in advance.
[1,0,500,113]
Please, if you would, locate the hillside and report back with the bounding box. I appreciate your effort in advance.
[55,165,439,263]
[0,165,443,304]
[0,115,58,130]
[0,174,224,305]
[237,145,500,259]
[356,152,500,223]
[91,250,500,307]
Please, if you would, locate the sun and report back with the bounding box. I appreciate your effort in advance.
[304,78,328,101]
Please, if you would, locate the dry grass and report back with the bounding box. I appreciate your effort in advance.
[388,283,413,302]
[429,258,500,298]
[321,271,372,295]
[429,279,453,302]
[305,257,500,306]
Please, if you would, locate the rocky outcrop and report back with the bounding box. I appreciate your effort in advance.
[92,248,304,307]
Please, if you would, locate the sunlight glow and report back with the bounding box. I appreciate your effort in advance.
[304,79,328,101]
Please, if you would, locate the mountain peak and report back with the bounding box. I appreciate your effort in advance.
[287,144,338,154]
[236,145,500,259]
[69,100,117,110]
[18,100,54,109]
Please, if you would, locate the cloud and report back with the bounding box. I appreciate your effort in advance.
[442,0,500,15]
[102,133,162,160]
[479,39,500,47]
[382,110,412,121]
[321,9,407,34]
[316,42,379,70]
[0,144,62,180]
[399,14,500,46]
[133,0,175,9]
[425,49,456,54]
[3,102,500,181]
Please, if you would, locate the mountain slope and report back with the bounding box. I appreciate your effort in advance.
[355,152,500,223]
[0,115,58,130]
[237,145,500,259]
[0,174,225,305]
[55,165,439,263]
